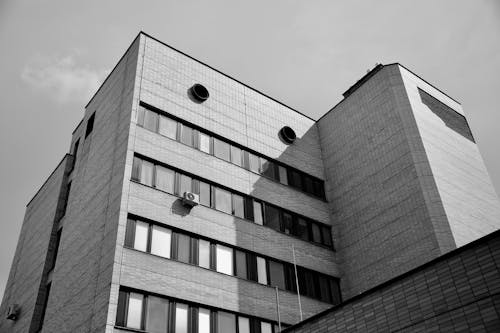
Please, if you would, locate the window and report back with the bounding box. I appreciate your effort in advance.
[132,157,141,182]
[71,139,79,169]
[85,112,95,138]
[180,124,193,147]
[146,296,168,333]
[140,160,154,187]
[198,239,211,269]
[313,179,325,198]
[155,165,175,194]
[317,275,332,303]
[248,153,260,173]
[296,218,309,241]
[175,303,189,333]
[230,145,242,166]
[244,197,254,221]
[214,138,230,162]
[216,245,233,275]
[61,182,71,216]
[235,250,247,279]
[311,223,322,244]
[198,181,211,206]
[232,194,245,218]
[134,221,149,252]
[261,322,272,333]
[264,205,280,231]
[198,308,211,333]
[282,212,293,235]
[269,261,286,290]
[150,226,171,259]
[238,317,250,333]
[176,234,191,264]
[179,174,192,195]
[278,166,288,185]
[288,169,302,189]
[137,106,146,126]
[199,132,211,153]
[144,109,159,132]
[217,311,236,333]
[159,115,177,139]
[260,158,276,179]
[253,201,263,225]
[127,293,144,329]
[257,256,267,285]
[214,187,232,214]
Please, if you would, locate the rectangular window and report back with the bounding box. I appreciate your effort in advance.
[230,146,242,166]
[296,218,310,241]
[71,139,79,169]
[253,201,263,225]
[132,157,142,182]
[260,158,276,179]
[151,225,171,259]
[282,212,293,235]
[127,293,144,329]
[288,169,302,189]
[244,197,254,221]
[144,109,159,132]
[330,279,342,305]
[137,106,146,126]
[278,166,288,185]
[216,245,233,275]
[146,296,169,333]
[140,160,154,187]
[179,174,192,195]
[257,256,267,285]
[261,322,272,333]
[317,275,332,303]
[303,175,315,194]
[232,194,245,218]
[180,124,194,147]
[176,234,191,264]
[238,317,250,333]
[217,311,236,333]
[175,303,189,333]
[269,261,286,290]
[85,112,95,138]
[248,153,260,173]
[322,226,332,247]
[159,115,177,140]
[214,138,231,162]
[313,179,325,198]
[198,239,211,269]
[155,165,175,194]
[134,221,149,252]
[198,308,211,333]
[311,223,322,244]
[214,187,232,214]
[264,205,280,231]
[199,132,211,154]
[198,181,211,206]
[235,250,247,279]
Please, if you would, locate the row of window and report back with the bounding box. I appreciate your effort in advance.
[137,103,325,199]
[132,156,333,248]
[117,289,285,333]
[125,218,341,304]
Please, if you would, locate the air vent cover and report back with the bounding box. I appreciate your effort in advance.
[189,84,210,102]
[279,126,296,144]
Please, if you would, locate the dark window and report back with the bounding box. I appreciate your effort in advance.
[230,146,242,166]
[85,112,95,138]
[321,226,332,247]
[137,106,146,126]
[235,250,248,279]
[61,182,71,216]
[144,109,159,132]
[180,124,194,147]
[311,223,322,244]
[296,218,310,241]
[49,229,62,271]
[313,179,325,198]
[284,265,297,292]
[330,279,342,305]
[125,219,136,248]
[232,194,245,218]
[214,138,231,162]
[288,169,302,189]
[260,158,277,179]
[246,254,258,282]
[198,181,211,207]
[131,157,142,182]
[269,261,286,290]
[282,212,293,235]
[71,139,79,169]
[244,197,254,221]
[176,234,191,264]
[278,166,288,185]
[37,283,52,331]
[264,205,280,231]
[303,175,315,194]
[146,296,169,332]
[116,290,128,326]
[317,275,332,303]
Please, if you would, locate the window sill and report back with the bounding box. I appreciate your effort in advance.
[114,325,146,333]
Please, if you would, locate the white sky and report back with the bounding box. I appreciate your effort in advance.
[1,0,499,299]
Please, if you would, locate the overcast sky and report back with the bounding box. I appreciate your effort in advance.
[1,0,499,299]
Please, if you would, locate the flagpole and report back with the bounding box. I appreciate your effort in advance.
[292,245,303,321]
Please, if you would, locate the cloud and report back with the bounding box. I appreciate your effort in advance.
[21,53,108,104]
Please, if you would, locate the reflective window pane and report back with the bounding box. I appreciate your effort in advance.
[159,116,177,140]
[132,157,141,182]
[232,194,244,218]
[322,226,332,247]
[278,166,288,185]
[144,110,159,132]
[304,176,314,194]
[214,138,230,162]
[127,293,143,329]
[269,261,286,290]
[176,234,191,264]
[216,245,233,275]
[179,174,192,195]
[199,132,211,153]
[217,311,236,333]
[151,226,171,259]
[155,165,175,194]
[289,170,302,189]
[253,201,263,225]
[238,317,250,333]
[248,153,260,173]
[137,106,146,126]
[175,303,188,333]
[311,223,322,244]
[198,239,211,269]
[140,160,154,187]
[198,307,211,333]
[230,146,242,166]
[261,158,276,179]
[134,221,149,252]
[257,256,267,285]
[180,124,193,146]
[261,322,272,333]
[235,250,247,279]
[318,275,332,303]
[264,205,280,231]
[297,218,310,241]
[282,212,293,235]
[199,181,211,206]
[215,187,232,214]
[146,296,168,333]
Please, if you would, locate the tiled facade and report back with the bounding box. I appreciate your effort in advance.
[1,32,499,333]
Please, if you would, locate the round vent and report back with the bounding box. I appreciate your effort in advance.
[279,126,296,144]
[189,84,209,102]
[186,192,195,200]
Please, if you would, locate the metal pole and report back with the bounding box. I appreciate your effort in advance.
[292,245,303,321]
[275,286,282,332]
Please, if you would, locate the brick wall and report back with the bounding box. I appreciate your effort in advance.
[284,229,500,333]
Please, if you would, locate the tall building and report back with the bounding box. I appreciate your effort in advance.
[1,32,499,333]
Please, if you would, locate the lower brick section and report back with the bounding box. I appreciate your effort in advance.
[283,230,500,332]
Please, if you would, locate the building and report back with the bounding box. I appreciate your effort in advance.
[1,32,499,333]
